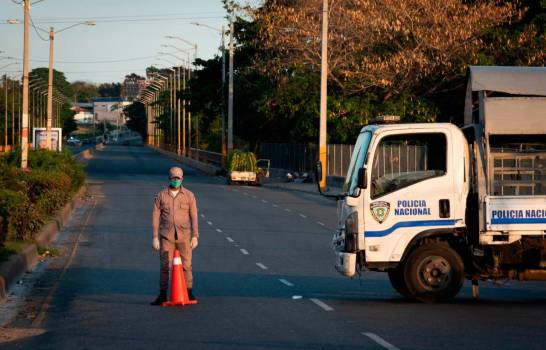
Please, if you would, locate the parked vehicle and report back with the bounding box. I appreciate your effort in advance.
[66,136,82,147]
[227,150,270,185]
[317,66,546,302]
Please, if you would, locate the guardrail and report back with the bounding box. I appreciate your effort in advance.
[189,148,225,168]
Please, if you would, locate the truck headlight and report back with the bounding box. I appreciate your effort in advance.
[345,212,359,252]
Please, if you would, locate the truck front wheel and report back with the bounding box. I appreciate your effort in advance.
[404,243,464,302]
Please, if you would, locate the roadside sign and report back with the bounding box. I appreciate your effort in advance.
[32,128,63,151]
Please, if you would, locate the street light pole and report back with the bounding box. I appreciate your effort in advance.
[46,27,54,150]
[21,0,30,168]
[227,16,234,152]
[319,0,329,190]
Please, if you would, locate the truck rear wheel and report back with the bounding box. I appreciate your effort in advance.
[388,266,411,298]
[404,243,464,302]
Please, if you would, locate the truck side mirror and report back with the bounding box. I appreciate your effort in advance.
[357,167,367,189]
[315,161,323,182]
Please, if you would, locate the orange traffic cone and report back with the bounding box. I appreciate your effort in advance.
[163,249,198,306]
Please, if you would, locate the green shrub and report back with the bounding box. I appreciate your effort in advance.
[0,149,85,245]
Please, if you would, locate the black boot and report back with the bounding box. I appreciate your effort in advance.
[150,290,167,305]
[187,288,196,301]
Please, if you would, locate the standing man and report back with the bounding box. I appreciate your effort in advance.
[151,166,199,305]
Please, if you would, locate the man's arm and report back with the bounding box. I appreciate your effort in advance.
[152,194,161,239]
[189,193,199,238]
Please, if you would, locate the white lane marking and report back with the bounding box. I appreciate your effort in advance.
[233,189,239,192]
[243,192,248,196]
[240,249,249,255]
[200,214,205,218]
[362,332,400,350]
[279,279,294,287]
[207,221,213,226]
[252,195,257,199]
[299,213,307,218]
[226,237,234,243]
[261,199,268,203]
[309,298,334,312]
[216,228,223,233]
[284,208,292,212]
[256,262,268,270]
[317,221,325,226]
[272,204,278,208]
[292,295,303,300]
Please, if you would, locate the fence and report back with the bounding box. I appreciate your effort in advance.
[259,143,354,177]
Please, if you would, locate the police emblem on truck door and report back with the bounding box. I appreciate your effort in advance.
[370,201,390,224]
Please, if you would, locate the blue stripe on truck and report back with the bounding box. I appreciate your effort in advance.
[365,219,460,237]
[491,218,546,225]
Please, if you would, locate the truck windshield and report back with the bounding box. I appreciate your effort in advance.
[343,131,372,195]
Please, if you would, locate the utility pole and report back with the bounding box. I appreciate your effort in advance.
[21,0,30,169]
[46,27,54,150]
[227,16,234,152]
[221,25,227,162]
[4,75,7,150]
[319,0,329,189]
[12,78,15,147]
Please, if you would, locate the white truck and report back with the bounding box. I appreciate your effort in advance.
[317,66,546,302]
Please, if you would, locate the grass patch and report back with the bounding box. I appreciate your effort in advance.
[0,241,30,263]
[37,245,60,257]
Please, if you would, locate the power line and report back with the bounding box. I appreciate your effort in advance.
[10,55,158,64]
[1,15,225,25]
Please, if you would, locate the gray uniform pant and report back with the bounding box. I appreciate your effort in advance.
[160,236,193,291]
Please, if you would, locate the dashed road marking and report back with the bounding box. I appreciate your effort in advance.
[299,213,307,218]
[252,195,257,199]
[272,204,278,208]
[207,221,213,226]
[226,237,234,242]
[261,199,268,203]
[200,214,205,218]
[216,228,223,233]
[361,333,400,350]
[233,189,239,192]
[243,192,248,196]
[284,208,292,212]
[240,249,249,255]
[256,262,268,270]
[279,279,294,287]
[317,221,325,226]
[309,298,334,312]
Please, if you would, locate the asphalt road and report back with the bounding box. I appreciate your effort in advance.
[1,145,545,349]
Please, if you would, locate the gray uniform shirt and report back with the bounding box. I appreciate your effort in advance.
[152,186,199,242]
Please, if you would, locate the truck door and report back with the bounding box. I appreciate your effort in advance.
[363,130,458,262]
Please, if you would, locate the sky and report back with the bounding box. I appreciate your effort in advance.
[0,0,230,84]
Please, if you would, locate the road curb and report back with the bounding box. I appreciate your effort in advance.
[0,146,96,302]
[0,185,86,302]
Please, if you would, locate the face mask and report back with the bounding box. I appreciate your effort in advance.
[170,179,182,188]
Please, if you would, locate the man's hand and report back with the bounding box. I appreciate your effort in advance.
[153,237,160,251]
[190,237,198,250]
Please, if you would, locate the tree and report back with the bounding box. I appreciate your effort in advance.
[98,82,121,97]
[124,101,147,139]
[253,0,517,96]
[71,81,98,102]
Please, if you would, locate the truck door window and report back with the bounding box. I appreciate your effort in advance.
[371,133,447,199]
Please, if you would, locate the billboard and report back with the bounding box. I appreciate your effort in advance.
[32,128,62,151]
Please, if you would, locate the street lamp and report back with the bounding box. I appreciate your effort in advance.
[191,22,228,161]
[8,18,95,151]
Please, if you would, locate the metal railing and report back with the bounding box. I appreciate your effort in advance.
[259,143,354,177]
[189,148,225,168]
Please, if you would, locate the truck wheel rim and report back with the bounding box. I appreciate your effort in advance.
[416,255,451,291]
